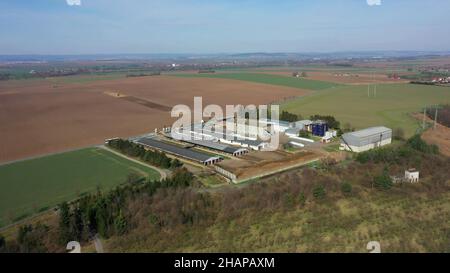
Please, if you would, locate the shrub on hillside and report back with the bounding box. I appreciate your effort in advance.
[341,182,353,195]
[407,135,439,154]
[313,185,326,199]
[373,167,393,190]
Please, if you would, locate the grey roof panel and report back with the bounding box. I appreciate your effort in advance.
[184,138,246,154]
[348,126,392,138]
[170,131,247,154]
[285,128,301,135]
[342,127,392,147]
[135,137,221,163]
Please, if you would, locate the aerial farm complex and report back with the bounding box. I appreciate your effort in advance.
[2,0,450,255]
[1,54,449,253]
[117,115,392,183]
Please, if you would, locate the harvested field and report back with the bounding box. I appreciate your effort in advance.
[0,76,306,163]
[90,75,310,107]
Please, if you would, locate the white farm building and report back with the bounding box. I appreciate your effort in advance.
[340,126,392,153]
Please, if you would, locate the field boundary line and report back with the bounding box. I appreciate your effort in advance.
[99,145,168,181]
[0,144,103,167]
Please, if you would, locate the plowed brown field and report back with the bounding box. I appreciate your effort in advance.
[0,76,307,163]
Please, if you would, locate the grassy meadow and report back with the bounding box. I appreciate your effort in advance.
[173,71,450,137]
[172,72,341,90]
[282,83,450,137]
[0,148,160,227]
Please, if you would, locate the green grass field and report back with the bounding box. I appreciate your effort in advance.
[211,66,410,74]
[282,83,450,137]
[172,72,341,90]
[0,148,160,227]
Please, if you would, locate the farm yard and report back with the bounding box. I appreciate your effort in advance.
[0,147,160,227]
[217,150,321,182]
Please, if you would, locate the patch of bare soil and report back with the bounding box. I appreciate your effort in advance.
[412,113,450,157]
[217,150,321,180]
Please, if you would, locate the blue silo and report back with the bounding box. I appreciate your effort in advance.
[312,121,328,137]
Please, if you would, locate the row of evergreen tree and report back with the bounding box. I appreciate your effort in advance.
[0,168,195,253]
[107,138,182,169]
[58,167,194,244]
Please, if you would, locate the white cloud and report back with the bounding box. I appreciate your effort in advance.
[367,0,381,6]
[66,0,81,6]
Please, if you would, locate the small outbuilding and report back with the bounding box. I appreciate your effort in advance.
[405,169,420,183]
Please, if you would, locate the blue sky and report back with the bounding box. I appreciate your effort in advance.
[0,0,449,54]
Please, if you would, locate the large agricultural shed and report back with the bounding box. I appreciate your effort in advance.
[180,126,269,151]
[341,126,392,153]
[135,137,222,165]
[170,131,248,156]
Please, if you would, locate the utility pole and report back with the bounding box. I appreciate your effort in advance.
[434,106,438,130]
[422,106,426,130]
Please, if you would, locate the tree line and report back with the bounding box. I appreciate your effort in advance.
[107,139,182,169]
[59,167,194,244]
[0,167,194,253]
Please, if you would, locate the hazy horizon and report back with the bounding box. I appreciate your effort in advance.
[1,0,450,55]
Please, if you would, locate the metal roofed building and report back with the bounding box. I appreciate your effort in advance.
[291,120,313,131]
[340,126,392,153]
[183,127,268,151]
[170,131,248,156]
[285,128,301,137]
[135,137,222,165]
[236,138,268,150]
[190,140,248,156]
[258,119,291,132]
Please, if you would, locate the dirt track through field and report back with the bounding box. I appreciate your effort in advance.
[120,96,172,112]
